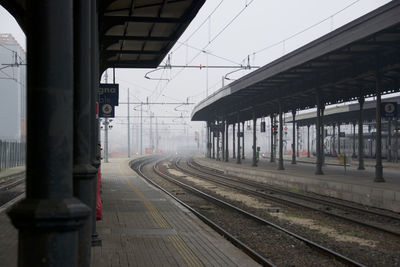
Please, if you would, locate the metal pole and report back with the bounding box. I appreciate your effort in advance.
[140,103,143,155]
[297,126,300,158]
[127,88,130,157]
[8,1,90,265]
[270,114,274,162]
[232,123,236,159]
[72,0,98,264]
[375,71,384,182]
[212,124,215,159]
[307,125,310,158]
[291,110,296,164]
[252,111,257,167]
[221,121,225,161]
[315,93,323,175]
[278,103,284,170]
[242,121,245,160]
[358,96,365,170]
[217,122,220,161]
[225,121,229,162]
[388,117,392,162]
[338,123,341,154]
[395,115,398,163]
[236,115,241,164]
[352,122,356,158]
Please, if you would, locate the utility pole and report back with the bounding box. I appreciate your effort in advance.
[127,88,130,158]
[156,116,159,151]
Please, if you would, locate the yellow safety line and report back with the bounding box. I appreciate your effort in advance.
[118,163,204,266]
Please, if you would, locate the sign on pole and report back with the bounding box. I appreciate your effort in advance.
[98,83,119,118]
[381,102,398,118]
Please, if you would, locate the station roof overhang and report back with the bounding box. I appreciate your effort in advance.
[285,96,400,127]
[191,1,400,124]
[0,0,205,70]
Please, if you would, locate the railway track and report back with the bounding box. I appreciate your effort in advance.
[132,156,365,267]
[180,158,400,237]
[0,173,25,213]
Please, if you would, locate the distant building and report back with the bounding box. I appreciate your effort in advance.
[0,33,26,141]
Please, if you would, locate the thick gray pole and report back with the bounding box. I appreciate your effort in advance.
[140,103,143,155]
[291,110,296,164]
[252,111,257,167]
[225,121,229,162]
[321,106,325,165]
[73,0,98,265]
[232,123,236,159]
[315,93,323,175]
[212,125,215,159]
[388,117,392,162]
[216,122,220,161]
[127,88,130,157]
[332,124,336,155]
[278,103,284,170]
[237,114,241,164]
[8,1,90,266]
[358,96,365,170]
[307,125,310,158]
[242,121,245,160]
[338,123,341,154]
[222,121,225,161]
[352,122,356,158]
[270,115,274,162]
[395,116,398,163]
[375,72,384,182]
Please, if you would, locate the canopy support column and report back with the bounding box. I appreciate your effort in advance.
[358,96,365,170]
[8,1,90,266]
[236,113,241,164]
[252,111,257,167]
[291,110,296,164]
[375,71,385,182]
[278,102,284,170]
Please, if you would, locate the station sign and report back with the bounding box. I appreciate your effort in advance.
[381,102,398,118]
[98,83,119,118]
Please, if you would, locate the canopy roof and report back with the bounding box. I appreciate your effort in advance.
[191,1,400,123]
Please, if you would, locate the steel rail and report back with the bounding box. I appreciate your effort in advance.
[184,158,400,237]
[130,156,276,267]
[155,157,364,267]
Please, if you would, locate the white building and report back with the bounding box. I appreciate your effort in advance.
[0,33,26,141]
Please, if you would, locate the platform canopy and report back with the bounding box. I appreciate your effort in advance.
[191,1,400,124]
[0,0,205,70]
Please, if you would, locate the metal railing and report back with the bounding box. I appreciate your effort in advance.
[0,140,26,171]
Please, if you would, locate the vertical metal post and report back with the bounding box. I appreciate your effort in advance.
[375,71,384,182]
[140,103,143,155]
[72,0,98,265]
[221,121,225,161]
[297,126,300,158]
[332,124,336,155]
[225,121,229,162]
[395,115,398,163]
[236,114,241,164]
[321,106,325,165]
[291,110,296,164]
[212,124,215,159]
[278,103,284,170]
[388,117,392,162]
[352,122,356,158]
[270,114,274,162]
[242,121,245,160]
[252,111,257,167]
[315,93,323,175]
[307,125,310,158]
[358,96,365,170]
[232,123,236,159]
[127,88,130,158]
[8,1,90,266]
[338,123,341,154]
[216,122,220,161]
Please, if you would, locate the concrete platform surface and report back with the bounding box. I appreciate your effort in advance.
[195,156,400,213]
[91,157,259,267]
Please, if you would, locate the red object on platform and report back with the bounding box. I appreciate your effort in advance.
[96,168,102,220]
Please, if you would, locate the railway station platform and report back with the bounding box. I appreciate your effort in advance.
[91,157,259,267]
[194,155,400,213]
